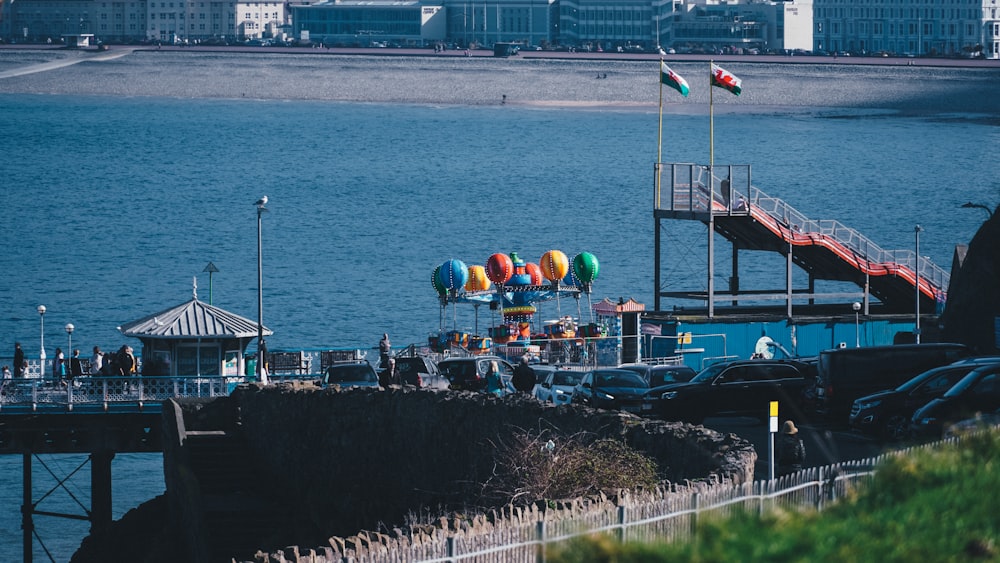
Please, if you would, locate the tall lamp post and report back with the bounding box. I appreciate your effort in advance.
[255,195,269,383]
[852,302,861,347]
[65,324,75,370]
[914,225,922,344]
[38,305,46,378]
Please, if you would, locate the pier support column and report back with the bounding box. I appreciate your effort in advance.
[22,452,33,563]
[91,449,115,535]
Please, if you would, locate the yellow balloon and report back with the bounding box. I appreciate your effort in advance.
[540,250,569,282]
[465,265,492,292]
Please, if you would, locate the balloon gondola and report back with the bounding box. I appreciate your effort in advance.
[429,250,599,355]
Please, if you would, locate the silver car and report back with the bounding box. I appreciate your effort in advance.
[534,368,585,405]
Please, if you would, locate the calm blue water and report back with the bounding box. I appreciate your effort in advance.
[2,52,1000,560]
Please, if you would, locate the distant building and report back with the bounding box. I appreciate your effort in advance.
[290,1,445,47]
[813,0,993,57]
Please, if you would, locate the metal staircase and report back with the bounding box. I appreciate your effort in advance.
[654,163,947,313]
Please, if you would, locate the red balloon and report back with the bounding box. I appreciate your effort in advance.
[486,253,513,284]
[525,262,544,285]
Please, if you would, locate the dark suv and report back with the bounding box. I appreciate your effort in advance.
[641,358,816,423]
[911,363,1000,439]
[849,357,1000,440]
[438,356,513,392]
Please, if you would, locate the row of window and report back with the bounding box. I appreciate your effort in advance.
[817,6,983,18]
[817,20,977,36]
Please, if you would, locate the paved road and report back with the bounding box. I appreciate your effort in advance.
[3,43,999,69]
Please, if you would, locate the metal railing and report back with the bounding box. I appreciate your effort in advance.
[657,163,949,298]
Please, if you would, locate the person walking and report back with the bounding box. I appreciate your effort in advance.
[777,420,806,476]
[378,333,391,370]
[512,356,536,394]
[485,360,505,397]
[53,348,65,383]
[69,349,83,380]
[13,342,24,379]
[90,346,104,375]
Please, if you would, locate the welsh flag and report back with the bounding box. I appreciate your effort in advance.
[711,64,742,96]
[660,62,689,97]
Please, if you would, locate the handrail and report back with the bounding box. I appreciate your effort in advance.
[660,163,948,300]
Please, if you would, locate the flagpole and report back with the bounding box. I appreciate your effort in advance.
[656,59,664,209]
[707,60,715,318]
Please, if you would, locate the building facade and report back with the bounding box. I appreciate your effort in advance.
[2,0,994,58]
[813,0,993,57]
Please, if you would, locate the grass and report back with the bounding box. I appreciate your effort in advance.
[548,428,1000,562]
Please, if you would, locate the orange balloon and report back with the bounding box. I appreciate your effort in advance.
[525,262,544,285]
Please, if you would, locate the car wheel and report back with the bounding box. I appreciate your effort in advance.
[880,415,909,441]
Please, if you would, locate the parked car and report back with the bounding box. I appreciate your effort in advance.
[813,343,971,423]
[618,363,696,387]
[534,368,585,405]
[393,355,446,389]
[849,357,1000,440]
[438,356,514,392]
[911,363,1000,438]
[322,362,380,388]
[571,369,649,414]
[642,359,816,423]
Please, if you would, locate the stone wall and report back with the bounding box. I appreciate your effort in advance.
[219,382,755,557]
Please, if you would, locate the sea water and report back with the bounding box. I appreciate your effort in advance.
[1,51,999,560]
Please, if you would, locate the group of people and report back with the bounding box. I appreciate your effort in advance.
[485,355,537,397]
[6,342,137,383]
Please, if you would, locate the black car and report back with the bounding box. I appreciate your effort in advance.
[911,363,1000,439]
[618,363,697,387]
[642,359,816,423]
[571,369,649,414]
[438,356,513,392]
[850,357,1000,440]
[321,362,381,388]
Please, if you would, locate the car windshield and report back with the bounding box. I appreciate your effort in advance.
[943,366,999,397]
[690,363,726,383]
[896,366,949,392]
[327,365,376,383]
[649,367,695,386]
[593,370,647,388]
[552,371,584,386]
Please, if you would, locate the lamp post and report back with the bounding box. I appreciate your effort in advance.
[852,302,861,347]
[914,225,922,344]
[256,196,269,383]
[65,324,75,373]
[38,305,46,377]
[203,261,220,305]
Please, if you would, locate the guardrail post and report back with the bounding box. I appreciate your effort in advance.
[617,505,626,543]
[447,535,456,562]
[536,519,546,563]
[689,492,700,538]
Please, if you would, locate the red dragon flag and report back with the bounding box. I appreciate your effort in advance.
[660,62,690,97]
[711,63,742,96]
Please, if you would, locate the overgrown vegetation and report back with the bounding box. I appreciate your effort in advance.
[548,428,1000,562]
[481,429,660,506]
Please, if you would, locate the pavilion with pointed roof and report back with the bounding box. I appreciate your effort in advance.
[118,297,271,377]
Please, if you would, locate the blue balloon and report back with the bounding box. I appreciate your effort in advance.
[562,268,581,287]
[437,259,469,291]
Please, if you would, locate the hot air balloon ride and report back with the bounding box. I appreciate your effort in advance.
[429,250,600,359]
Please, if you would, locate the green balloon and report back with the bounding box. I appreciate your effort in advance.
[573,252,599,284]
[432,265,447,295]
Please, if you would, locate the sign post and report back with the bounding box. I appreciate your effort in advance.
[768,400,778,481]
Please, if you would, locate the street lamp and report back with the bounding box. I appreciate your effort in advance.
[852,302,861,347]
[255,195,269,383]
[38,305,46,377]
[66,323,75,374]
[961,202,993,219]
[914,225,922,344]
